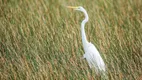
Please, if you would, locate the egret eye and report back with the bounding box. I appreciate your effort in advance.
[78,7,81,9]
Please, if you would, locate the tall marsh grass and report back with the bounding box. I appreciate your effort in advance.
[0,0,142,80]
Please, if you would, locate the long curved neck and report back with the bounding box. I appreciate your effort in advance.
[81,10,89,51]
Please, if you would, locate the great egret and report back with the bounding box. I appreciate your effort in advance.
[67,6,106,74]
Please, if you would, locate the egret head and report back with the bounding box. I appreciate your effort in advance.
[67,6,86,12]
[67,6,89,22]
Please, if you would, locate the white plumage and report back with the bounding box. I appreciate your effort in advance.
[83,42,105,73]
[67,6,106,74]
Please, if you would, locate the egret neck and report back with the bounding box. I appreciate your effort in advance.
[81,10,89,51]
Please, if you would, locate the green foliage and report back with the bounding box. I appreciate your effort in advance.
[0,0,142,80]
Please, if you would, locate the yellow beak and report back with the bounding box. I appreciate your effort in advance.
[67,6,79,9]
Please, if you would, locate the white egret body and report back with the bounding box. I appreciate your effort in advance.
[67,6,106,74]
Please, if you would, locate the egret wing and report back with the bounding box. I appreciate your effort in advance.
[84,43,105,72]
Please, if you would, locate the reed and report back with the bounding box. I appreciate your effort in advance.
[0,0,142,79]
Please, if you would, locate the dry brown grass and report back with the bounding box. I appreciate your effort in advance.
[0,0,142,80]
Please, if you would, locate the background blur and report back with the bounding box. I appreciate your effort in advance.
[0,0,142,80]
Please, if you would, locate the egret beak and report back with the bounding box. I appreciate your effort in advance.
[67,6,79,9]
